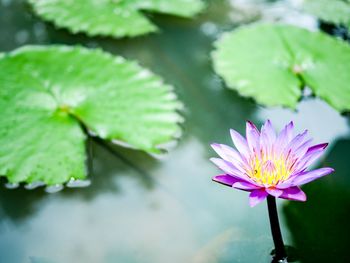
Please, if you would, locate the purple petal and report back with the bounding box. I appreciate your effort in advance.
[211,143,248,171]
[307,143,328,153]
[259,120,277,155]
[212,174,240,187]
[262,120,277,143]
[294,143,328,172]
[249,189,268,207]
[230,129,250,158]
[232,181,260,191]
[291,139,313,159]
[279,186,306,201]
[276,181,293,189]
[246,121,260,153]
[275,121,294,154]
[287,130,308,149]
[266,188,283,197]
[291,167,334,186]
[210,158,251,181]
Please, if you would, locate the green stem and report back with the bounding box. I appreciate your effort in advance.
[267,195,287,262]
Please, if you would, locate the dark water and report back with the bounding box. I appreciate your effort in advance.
[0,0,349,262]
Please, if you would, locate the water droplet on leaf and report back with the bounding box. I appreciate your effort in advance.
[45,184,63,193]
[5,182,19,189]
[66,178,91,188]
[25,181,45,190]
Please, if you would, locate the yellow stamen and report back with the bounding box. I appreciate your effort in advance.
[247,154,293,186]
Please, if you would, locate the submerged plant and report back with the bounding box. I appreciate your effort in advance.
[210,120,334,261]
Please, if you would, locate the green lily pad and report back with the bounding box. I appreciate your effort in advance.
[28,0,205,38]
[302,0,350,29]
[0,45,182,187]
[212,23,350,111]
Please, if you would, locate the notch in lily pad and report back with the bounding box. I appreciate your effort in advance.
[0,45,183,190]
[302,0,350,30]
[28,0,206,38]
[212,23,350,112]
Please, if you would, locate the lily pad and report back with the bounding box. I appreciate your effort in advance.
[212,23,350,111]
[28,0,205,38]
[302,0,350,29]
[0,45,182,186]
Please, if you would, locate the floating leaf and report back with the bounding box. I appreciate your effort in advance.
[212,23,350,111]
[302,0,350,28]
[0,45,182,186]
[28,0,205,38]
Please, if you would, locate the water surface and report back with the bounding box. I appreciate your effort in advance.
[0,1,349,262]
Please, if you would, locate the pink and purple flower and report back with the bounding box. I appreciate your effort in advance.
[211,120,334,207]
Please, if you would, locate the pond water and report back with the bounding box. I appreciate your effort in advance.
[0,0,349,262]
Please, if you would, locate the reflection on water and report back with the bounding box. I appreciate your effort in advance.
[1,0,349,262]
[228,0,317,30]
[193,230,273,263]
[0,138,270,263]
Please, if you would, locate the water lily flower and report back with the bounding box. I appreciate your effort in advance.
[211,120,334,207]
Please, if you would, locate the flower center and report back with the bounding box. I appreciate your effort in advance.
[249,156,293,186]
